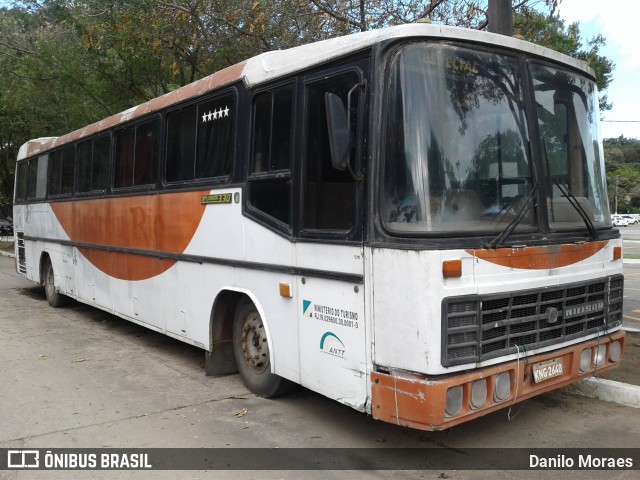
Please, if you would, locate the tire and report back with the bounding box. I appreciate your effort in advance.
[43,258,69,308]
[233,301,292,397]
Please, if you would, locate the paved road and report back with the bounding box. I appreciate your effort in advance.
[620,225,640,330]
[0,255,639,479]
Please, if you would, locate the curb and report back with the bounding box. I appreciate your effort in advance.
[0,250,14,258]
[567,377,640,409]
[565,327,639,409]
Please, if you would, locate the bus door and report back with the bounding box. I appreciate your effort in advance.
[295,63,369,411]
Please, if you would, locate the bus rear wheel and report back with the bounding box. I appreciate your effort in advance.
[43,258,68,308]
[233,302,291,398]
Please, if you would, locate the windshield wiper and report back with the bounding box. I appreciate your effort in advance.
[554,180,598,240]
[487,184,539,249]
[541,137,597,240]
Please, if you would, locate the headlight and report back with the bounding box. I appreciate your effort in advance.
[609,341,622,363]
[579,348,592,373]
[470,379,487,409]
[494,372,511,402]
[594,344,607,367]
[445,385,463,417]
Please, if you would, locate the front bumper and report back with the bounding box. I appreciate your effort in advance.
[371,329,626,430]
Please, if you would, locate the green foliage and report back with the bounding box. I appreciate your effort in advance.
[0,0,619,212]
[514,7,614,112]
[604,137,640,213]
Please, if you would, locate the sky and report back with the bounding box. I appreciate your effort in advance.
[557,0,640,140]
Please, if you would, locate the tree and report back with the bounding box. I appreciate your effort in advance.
[308,0,558,33]
[0,0,616,210]
[604,137,640,213]
[514,6,614,112]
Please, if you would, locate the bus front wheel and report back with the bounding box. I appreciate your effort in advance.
[232,302,291,398]
[43,258,68,308]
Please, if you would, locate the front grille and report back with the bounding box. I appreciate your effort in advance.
[442,275,624,366]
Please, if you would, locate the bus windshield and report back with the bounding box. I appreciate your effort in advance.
[531,63,611,230]
[382,43,610,236]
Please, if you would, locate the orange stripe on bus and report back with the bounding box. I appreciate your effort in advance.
[78,249,177,281]
[466,241,608,270]
[51,190,209,280]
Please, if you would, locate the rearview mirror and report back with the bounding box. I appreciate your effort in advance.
[325,92,350,171]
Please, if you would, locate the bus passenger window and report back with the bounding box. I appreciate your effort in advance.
[114,127,135,188]
[48,147,74,197]
[115,119,159,188]
[15,162,29,202]
[93,135,110,191]
[166,106,197,183]
[27,158,38,199]
[77,141,93,192]
[135,120,159,185]
[60,147,75,195]
[48,152,62,196]
[77,135,111,193]
[196,92,235,179]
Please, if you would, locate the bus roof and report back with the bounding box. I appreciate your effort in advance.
[18,23,594,161]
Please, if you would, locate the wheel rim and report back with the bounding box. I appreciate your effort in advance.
[45,264,55,299]
[239,311,269,374]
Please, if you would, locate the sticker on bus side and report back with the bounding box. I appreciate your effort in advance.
[320,332,346,359]
[302,299,359,329]
[201,193,232,205]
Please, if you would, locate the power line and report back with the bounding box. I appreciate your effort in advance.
[602,120,640,123]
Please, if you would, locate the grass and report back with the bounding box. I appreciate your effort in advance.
[0,241,14,253]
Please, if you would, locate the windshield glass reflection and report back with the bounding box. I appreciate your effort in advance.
[531,63,611,229]
[383,43,535,234]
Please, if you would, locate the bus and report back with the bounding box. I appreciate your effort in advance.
[13,23,625,430]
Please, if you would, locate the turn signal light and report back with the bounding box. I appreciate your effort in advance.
[279,283,293,298]
[443,259,462,278]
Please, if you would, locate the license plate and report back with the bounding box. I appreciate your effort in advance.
[532,358,564,383]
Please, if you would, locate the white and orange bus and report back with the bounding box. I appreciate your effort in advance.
[13,23,625,430]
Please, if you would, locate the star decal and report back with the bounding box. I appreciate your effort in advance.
[201,106,231,123]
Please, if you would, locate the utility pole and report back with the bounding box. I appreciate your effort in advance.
[615,176,619,214]
[487,0,513,36]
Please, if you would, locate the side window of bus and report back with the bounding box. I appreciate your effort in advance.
[49,147,75,197]
[114,119,159,188]
[166,91,235,183]
[15,161,29,202]
[196,93,235,179]
[26,155,48,200]
[248,85,294,226]
[302,71,360,232]
[78,135,110,193]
